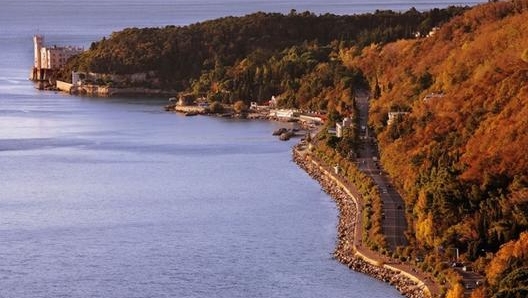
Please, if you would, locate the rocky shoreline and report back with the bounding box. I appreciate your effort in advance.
[292,146,430,298]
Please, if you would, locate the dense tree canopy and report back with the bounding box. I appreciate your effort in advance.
[346,0,528,295]
[61,7,466,111]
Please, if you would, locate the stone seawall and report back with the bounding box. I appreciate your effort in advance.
[292,146,430,298]
[69,84,176,97]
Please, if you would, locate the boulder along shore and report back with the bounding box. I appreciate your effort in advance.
[292,145,429,298]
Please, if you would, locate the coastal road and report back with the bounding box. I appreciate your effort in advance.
[353,90,483,296]
[355,90,407,251]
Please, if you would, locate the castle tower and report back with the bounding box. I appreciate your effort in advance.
[33,35,43,69]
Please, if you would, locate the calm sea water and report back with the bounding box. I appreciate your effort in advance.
[1,1,482,297]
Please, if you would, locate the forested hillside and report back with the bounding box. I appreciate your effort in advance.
[61,7,465,111]
[346,1,528,296]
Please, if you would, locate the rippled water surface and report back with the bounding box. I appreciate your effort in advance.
[0,86,405,298]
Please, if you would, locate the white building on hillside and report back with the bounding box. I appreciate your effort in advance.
[387,111,409,125]
[336,117,353,138]
[423,93,444,102]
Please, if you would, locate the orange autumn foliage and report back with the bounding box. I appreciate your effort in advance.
[486,232,528,287]
[346,0,528,287]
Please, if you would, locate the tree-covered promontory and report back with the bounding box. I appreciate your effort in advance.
[61,7,466,111]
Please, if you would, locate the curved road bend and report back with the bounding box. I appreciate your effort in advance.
[355,90,408,252]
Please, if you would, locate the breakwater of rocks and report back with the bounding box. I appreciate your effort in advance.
[292,146,429,298]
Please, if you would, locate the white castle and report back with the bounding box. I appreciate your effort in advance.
[33,35,83,70]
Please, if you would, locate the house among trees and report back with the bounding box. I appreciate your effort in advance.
[336,117,353,138]
[387,112,409,125]
[423,92,444,102]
